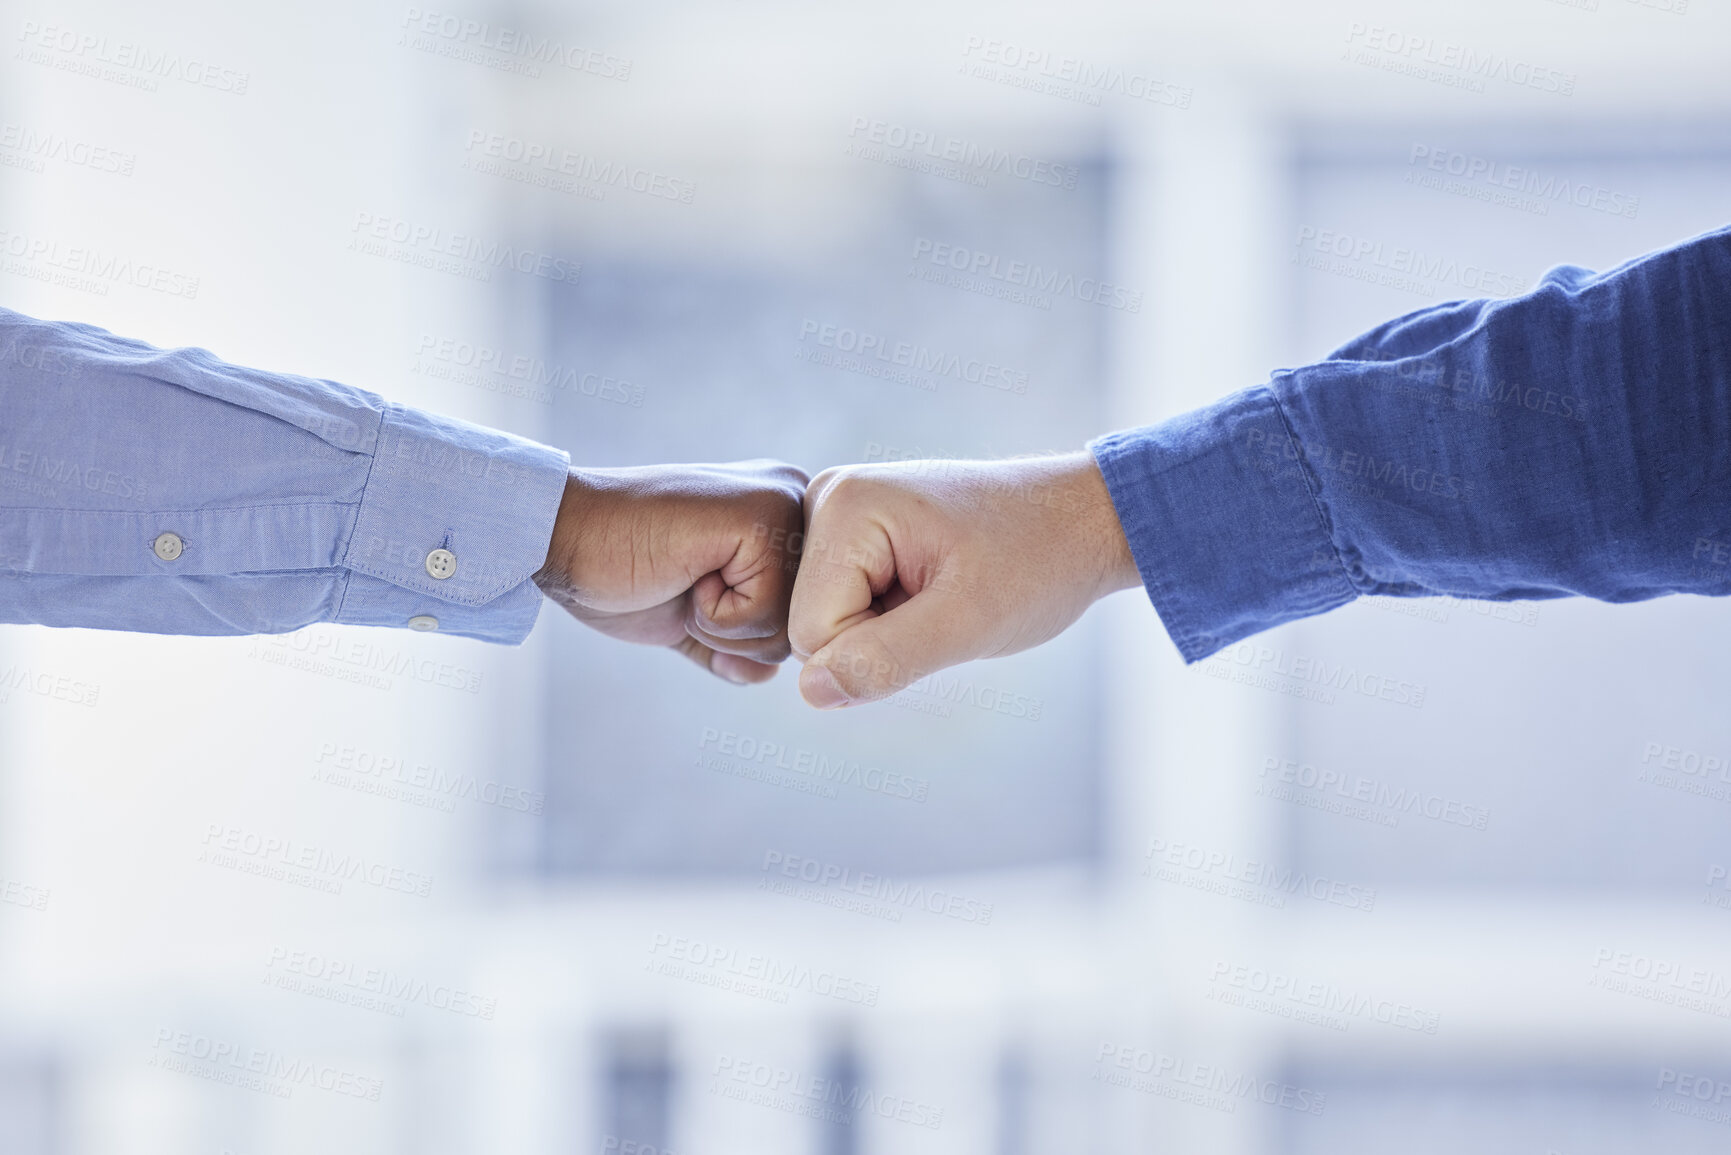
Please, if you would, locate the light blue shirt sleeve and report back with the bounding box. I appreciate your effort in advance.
[1092,224,1731,662]
[0,307,570,643]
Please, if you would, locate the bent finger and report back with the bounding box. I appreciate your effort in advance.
[787,478,897,662]
[672,635,780,685]
[798,590,981,708]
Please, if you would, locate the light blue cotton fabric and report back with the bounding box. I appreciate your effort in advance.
[0,308,569,643]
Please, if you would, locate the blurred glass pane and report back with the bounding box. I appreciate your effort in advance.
[1279,137,1731,890]
[540,157,1111,875]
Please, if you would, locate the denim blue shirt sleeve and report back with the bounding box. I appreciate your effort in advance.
[1092,224,1731,663]
[0,308,570,643]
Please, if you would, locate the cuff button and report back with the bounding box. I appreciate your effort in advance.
[407,615,439,632]
[425,548,458,580]
[152,532,184,562]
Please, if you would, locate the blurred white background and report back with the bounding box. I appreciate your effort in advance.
[2,1,1730,1152]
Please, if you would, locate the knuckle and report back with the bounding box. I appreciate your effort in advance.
[826,638,905,700]
[822,467,867,503]
[705,620,788,661]
[787,618,825,661]
[810,465,876,513]
[750,480,802,521]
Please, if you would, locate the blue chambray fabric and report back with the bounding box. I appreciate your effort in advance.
[0,308,569,643]
[1093,224,1731,662]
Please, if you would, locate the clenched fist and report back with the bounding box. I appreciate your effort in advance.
[534,460,809,684]
[788,452,1140,708]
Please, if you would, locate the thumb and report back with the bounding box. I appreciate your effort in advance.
[798,591,981,708]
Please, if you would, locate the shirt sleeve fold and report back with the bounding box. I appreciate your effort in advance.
[0,307,569,644]
[1091,387,1357,663]
[1093,223,1731,662]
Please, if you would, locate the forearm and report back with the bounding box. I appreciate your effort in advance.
[1095,224,1731,661]
[0,309,569,641]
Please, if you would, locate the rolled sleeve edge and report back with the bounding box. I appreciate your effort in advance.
[1090,385,1358,663]
[342,404,569,608]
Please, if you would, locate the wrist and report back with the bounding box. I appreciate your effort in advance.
[534,467,595,602]
[1061,451,1140,600]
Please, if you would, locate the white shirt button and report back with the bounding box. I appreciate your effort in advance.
[425,548,458,580]
[407,615,439,632]
[152,532,184,562]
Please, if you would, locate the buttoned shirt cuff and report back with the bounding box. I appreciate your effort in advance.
[335,403,570,644]
[1090,384,1358,663]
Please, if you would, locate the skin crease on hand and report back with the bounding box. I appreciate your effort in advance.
[787,451,1141,709]
[532,460,809,686]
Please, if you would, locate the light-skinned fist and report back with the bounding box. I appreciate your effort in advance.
[788,452,1140,708]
